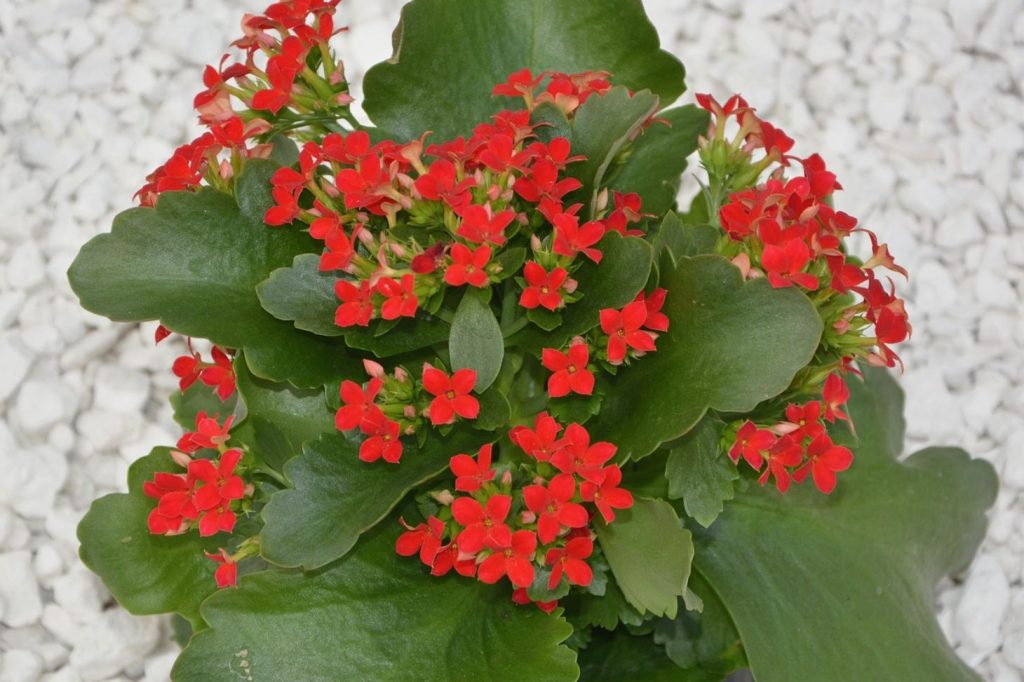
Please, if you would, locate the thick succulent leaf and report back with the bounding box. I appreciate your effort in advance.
[77,448,221,627]
[512,232,652,353]
[665,416,737,528]
[608,105,710,216]
[563,87,660,218]
[577,629,700,682]
[653,211,719,264]
[260,430,491,569]
[257,253,341,337]
[230,357,335,472]
[450,289,504,392]
[653,572,747,678]
[693,368,998,682]
[594,498,692,619]
[67,160,360,388]
[362,0,685,142]
[589,255,822,460]
[174,521,579,681]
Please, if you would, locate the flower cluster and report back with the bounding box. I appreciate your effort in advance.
[696,93,910,495]
[136,0,354,207]
[261,85,649,335]
[728,373,853,494]
[144,414,248,537]
[396,415,632,610]
[335,360,480,464]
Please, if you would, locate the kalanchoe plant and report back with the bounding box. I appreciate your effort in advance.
[68,1,997,680]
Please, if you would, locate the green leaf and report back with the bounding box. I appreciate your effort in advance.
[260,429,490,569]
[449,290,504,392]
[174,521,579,681]
[608,105,710,216]
[170,382,237,430]
[653,211,719,265]
[343,316,452,357]
[257,254,341,337]
[513,232,652,353]
[77,448,221,627]
[578,629,693,682]
[693,368,998,682]
[595,497,693,619]
[589,255,822,460]
[67,160,360,388]
[230,357,335,472]
[653,572,746,677]
[665,416,737,528]
[362,0,685,142]
[563,87,660,218]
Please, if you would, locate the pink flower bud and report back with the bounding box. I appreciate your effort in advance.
[403,405,417,419]
[596,187,609,212]
[530,234,542,252]
[564,277,578,294]
[363,359,385,378]
[394,366,409,382]
[170,450,192,468]
[501,470,513,486]
[433,490,455,505]
[520,510,537,524]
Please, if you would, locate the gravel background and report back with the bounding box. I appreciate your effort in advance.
[1,0,1021,679]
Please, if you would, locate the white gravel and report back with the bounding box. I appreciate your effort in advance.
[1,0,1021,679]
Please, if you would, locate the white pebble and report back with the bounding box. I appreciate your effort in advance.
[0,552,43,628]
[955,555,1010,655]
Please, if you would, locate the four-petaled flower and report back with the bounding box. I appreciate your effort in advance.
[450,444,496,492]
[444,244,492,288]
[452,495,513,553]
[523,474,589,544]
[335,378,383,432]
[580,465,633,523]
[728,420,775,469]
[542,342,594,398]
[422,365,479,426]
[477,530,538,588]
[377,274,419,320]
[793,433,854,494]
[396,516,446,566]
[600,300,657,364]
[520,262,568,311]
[545,536,594,589]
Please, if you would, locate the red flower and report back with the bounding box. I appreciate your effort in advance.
[783,401,825,442]
[358,411,403,464]
[580,465,633,523]
[523,474,589,544]
[335,378,383,431]
[429,541,478,578]
[477,530,537,588]
[190,448,245,536]
[636,288,669,332]
[422,365,479,425]
[509,411,563,462]
[264,186,301,226]
[335,279,374,327]
[154,325,172,344]
[172,352,203,392]
[757,435,803,493]
[452,495,513,553]
[321,130,371,165]
[396,516,446,566]
[478,134,529,173]
[336,153,395,215]
[822,373,850,423]
[144,472,192,535]
[444,244,492,288]
[492,68,542,99]
[761,238,819,290]
[177,412,233,453]
[411,242,446,275]
[377,274,419,320]
[551,423,616,482]
[600,300,656,364]
[794,433,853,494]
[457,205,514,246]
[542,342,594,397]
[205,549,238,588]
[200,346,236,400]
[728,421,775,469]
[519,262,568,311]
[513,159,582,205]
[414,159,475,208]
[251,38,305,113]
[545,536,594,589]
[450,444,496,492]
[552,212,604,263]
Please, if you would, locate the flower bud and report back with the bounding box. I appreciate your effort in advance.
[363,359,385,378]
[170,450,192,468]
